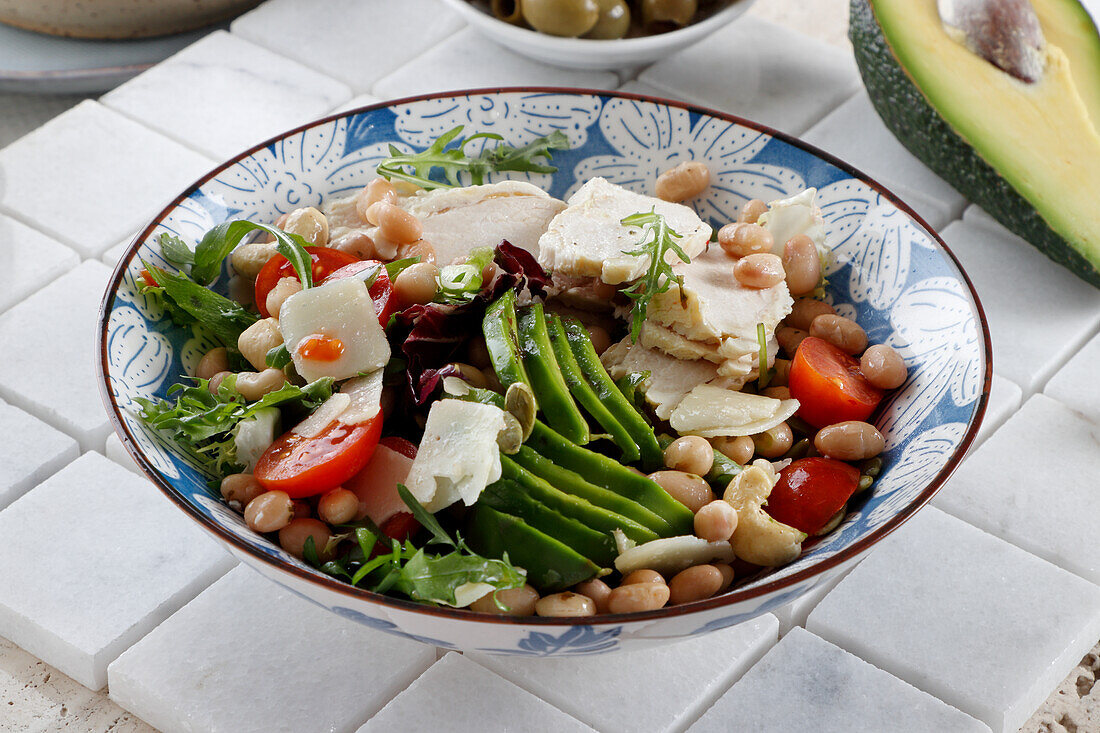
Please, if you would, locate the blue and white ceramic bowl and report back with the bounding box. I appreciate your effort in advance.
[98,89,991,656]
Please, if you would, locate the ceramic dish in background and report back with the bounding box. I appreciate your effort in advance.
[438,0,756,69]
[0,21,225,94]
[0,0,259,39]
[98,88,990,656]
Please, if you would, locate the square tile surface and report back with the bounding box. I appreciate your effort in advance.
[936,394,1100,585]
[974,374,1023,450]
[109,565,436,733]
[231,0,464,93]
[690,628,990,732]
[807,507,1100,732]
[472,615,778,733]
[0,214,80,317]
[941,221,1100,395]
[103,31,351,159]
[0,400,79,510]
[640,18,860,135]
[1044,328,1100,426]
[0,260,115,450]
[0,452,233,690]
[358,653,594,732]
[0,101,213,257]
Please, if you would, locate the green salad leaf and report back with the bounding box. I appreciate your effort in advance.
[166,219,315,287]
[620,210,691,342]
[756,322,773,389]
[376,126,569,190]
[142,263,258,348]
[436,247,495,304]
[136,375,333,476]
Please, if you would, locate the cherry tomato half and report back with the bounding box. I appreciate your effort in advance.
[254,412,383,498]
[788,337,884,428]
[379,435,418,460]
[766,457,861,535]
[253,247,359,318]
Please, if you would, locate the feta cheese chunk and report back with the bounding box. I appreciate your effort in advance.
[602,337,719,419]
[538,177,710,284]
[292,371,383,438]
[757,187,827,257]
[670,384,800,438]
[406,399,508,513]
[233,407,280,472]
[278,278,390,384]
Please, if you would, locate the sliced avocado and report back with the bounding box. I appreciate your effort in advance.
[465,505,600,592]
[546,313,641,463]
[499,455,660,545]
[851,0,1100,287]
[526,421,695,535]
[511,445,673,537]
[480,479,617,566]
[516,304,591,445]
[483,289,530,389]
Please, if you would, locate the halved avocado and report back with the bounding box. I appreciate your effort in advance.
[851,0,1100,287]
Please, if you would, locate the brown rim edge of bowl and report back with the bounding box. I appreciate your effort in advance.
[97,86,993,628]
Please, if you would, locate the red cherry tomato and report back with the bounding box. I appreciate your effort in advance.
[379,435,417,460]
[253,247,359,318]
[381,512,419,542]
[324,260,396,327]
[788,337,884,428]
[254,413,383,498]
[766,457,861,535]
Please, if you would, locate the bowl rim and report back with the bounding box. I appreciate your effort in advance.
[97,86,992,628]
[436,0,753,51]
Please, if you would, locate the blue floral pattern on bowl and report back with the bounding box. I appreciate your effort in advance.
[99,90,989,655]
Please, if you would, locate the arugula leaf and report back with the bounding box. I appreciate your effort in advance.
[756,322,773,389]
[301,536,322,568]
[189,220,315,287]
[619,210,691,342]
[143,263,258,348]
[157,233,196,271]
[266,344,291,369]
[385,256,421,280]
[395,548,526,606]
[136,376,333,476]
[397,484,454,547]
[376,125,569,190]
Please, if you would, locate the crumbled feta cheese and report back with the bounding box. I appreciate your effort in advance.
[406,400,508,513]
[758,187,827,258]
[279,278,390,384]
[233,407,280,471]
[538,177,710,284]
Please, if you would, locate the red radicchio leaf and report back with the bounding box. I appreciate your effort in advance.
[397,241,548,404]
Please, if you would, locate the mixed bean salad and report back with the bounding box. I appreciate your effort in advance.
[137,129,906,618]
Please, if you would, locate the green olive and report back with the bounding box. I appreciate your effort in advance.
[491,0,524,25]
[521,0,600,37]
[584,0,631,39]
[641,0,698,28]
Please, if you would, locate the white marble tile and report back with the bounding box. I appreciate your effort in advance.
[0,214,80,317]
[105,432,142,475]
[109,565,435,733]
[373,27,618,99]
[802,90,966,217]
[640,18,860,135]
[1045,328,1100,426]
[0,401,79,511]
[773,566,853,636]
[102,239,133,267]
[0,101,213,258]
[335,93,383,115]
[358,653,595,733]
[0,260,115,451]
[0,452,233,690]
[231,0,464,93]
[941,221,1100,395]
[0,92,87,149]
[973,374,1023,451]
[472,615,778,733]
[616,80,677,100]
[936,395,1100,585]
[102,31,351,159]
[807,507,1100,733]
[690,627,991,732]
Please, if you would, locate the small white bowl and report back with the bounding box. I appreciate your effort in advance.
[438,0,756,70]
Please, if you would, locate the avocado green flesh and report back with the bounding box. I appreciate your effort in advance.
[852,0,1100,287]
[465,505,599,592]
[481,479,618,566]
[516,304,591,445]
